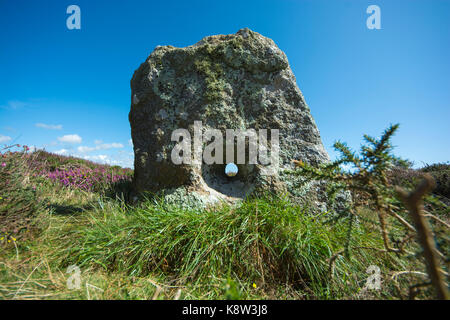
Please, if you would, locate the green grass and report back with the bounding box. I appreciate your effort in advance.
[0,150,442,300]
[67,198,373,293]
[0,187,427,299]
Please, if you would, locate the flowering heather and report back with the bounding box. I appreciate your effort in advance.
[43,165,132,192]
[1,145,133,238]
[27,150,133,192]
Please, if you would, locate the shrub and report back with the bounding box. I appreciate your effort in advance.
[0,145,42,239]
[287,124,449,298]
[389,162,450,201]
[420,163,450,199]
[289,124,414,252]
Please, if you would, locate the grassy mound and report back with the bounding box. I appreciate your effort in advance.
[56,195,413,299]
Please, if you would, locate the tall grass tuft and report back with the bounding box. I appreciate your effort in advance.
[59,195,407,298]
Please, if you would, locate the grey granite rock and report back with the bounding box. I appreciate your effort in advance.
[129,28,330,207]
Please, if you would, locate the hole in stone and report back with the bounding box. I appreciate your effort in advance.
[201,141,256,199]
[225,163,238,177]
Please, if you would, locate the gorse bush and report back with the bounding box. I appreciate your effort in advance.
[288,124,449,298]
[290,124,423,252]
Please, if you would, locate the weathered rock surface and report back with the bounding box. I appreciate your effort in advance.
[129,28,330,207]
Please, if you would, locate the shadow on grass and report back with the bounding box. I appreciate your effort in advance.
[48,203,93,216]
[105,180,135,204]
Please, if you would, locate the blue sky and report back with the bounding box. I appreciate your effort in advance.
[0,0,449,168]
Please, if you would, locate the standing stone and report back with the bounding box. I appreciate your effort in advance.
[129,28,330,207]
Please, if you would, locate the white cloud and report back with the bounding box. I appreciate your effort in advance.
[128,139,133,146]
[76,142,124,153]
[108,151,134,168]
[80,153,133,168]
[85,155,108,161]
[83,154,108,162]
[58,134,82,144]
[97,142,124,150]
[77,146,96,153]
[54,149,68,155]
[94,139,103,145]
[36,123,63,130]
[0,134,12,143]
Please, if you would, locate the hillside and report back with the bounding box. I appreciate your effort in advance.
[0,141,448,300]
